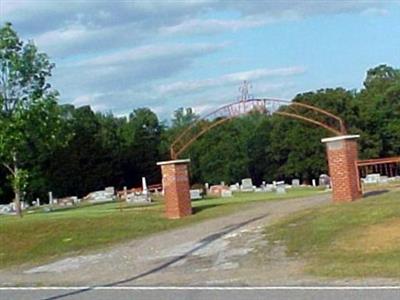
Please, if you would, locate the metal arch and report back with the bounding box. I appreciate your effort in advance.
[170,98,347,159]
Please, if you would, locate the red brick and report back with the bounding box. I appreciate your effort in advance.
[157,159,192,219]
[322,136,362,203]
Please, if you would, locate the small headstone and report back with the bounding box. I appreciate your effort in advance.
[379,176,389,184]
[220,181,225,186]
[265,184,274,192]
[126,193,151,203]
[48,191,53,205]
[229,184,239,192]
[364,174,380,184]
[291,179,300,187]
[276,181,286,194]
[205,183,209,190]
[209,185,226,197]
[58,197,76,206]
[190,189,202,200]
[85,190,115,203]
[319,174,331,187]
[36,198,41,207]
[221,190,233,197]
[312,179,317,187]
[261,181,266,190]
[105,186,115,195]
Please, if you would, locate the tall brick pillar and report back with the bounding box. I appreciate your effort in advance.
[157,159,192,219]
[321,135,362,202]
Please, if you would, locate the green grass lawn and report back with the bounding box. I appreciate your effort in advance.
[0,187,323,269]
[265,189,400,278]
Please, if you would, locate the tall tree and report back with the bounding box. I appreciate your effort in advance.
[0,23,62,216]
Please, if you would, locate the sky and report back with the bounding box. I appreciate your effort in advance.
[1,0,400,119]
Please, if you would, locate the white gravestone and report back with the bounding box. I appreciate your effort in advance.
[229,184,239,192]
[221,190,233,197]
[276,181,286,194]
[48,191,53,205]
[241,178,254,192]
[291,179,300,187]
[190,189,202,200]
[142,177,148,193]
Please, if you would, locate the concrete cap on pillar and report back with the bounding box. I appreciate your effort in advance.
[321,135,360,143]
[157,159,190,166]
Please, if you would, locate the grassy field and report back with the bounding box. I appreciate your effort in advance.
[0,187,323,269]
[266,188,400,278]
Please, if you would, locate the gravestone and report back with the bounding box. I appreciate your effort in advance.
[190,189,202,200]
[105,186,115,195]
[319,174,331,187]
[364,174,380,184]
[58,197,76,206]
[261,181,266,190]
[241,178,254,192]
[209,185,228,197]
[291,179,300,187]
[126,193,150,203]
[379,176,389,184]
[221,190,233,197]
[229,184,239,192]
[0,204,13,215]
[48,191,53,206]
[142,177,148,192]
[276,181,286,194]
[312,179,317,187]
[265,184,274,192]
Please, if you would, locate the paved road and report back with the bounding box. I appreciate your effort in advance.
[1,287,400,300]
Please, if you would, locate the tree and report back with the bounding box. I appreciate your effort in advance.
[0,23,62,216]
[171,107,198,129]
[120,108,163,186]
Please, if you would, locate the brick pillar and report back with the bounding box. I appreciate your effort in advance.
[157,159,192,219]
[321,135,362,202]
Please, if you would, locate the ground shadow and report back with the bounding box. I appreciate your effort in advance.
[363,189,389,198]
[43,213,268,300]
[191,203,224,214]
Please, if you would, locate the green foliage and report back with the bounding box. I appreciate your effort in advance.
[0,23,63,211]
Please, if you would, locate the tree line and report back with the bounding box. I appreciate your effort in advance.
[1,23,400,207]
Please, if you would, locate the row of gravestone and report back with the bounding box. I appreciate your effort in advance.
[0,178,154,215]
[363,174,400,184]
[189,175,333,200]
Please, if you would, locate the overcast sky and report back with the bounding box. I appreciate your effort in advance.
[2,0,400,119]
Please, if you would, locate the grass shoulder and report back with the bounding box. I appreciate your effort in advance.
[265,189,400,278]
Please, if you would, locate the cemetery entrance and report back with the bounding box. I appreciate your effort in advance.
[158,98,362,219]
